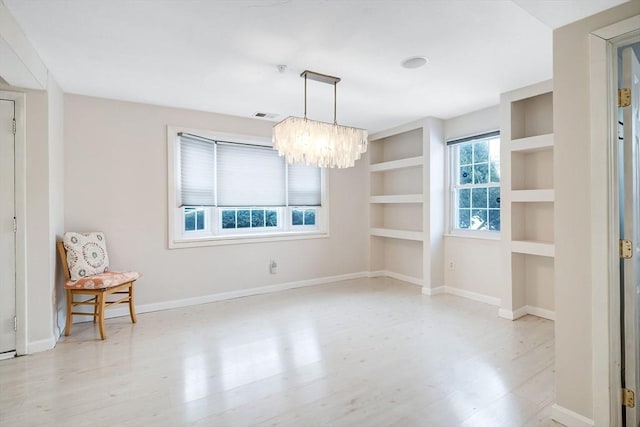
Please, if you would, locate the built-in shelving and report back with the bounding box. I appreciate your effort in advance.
[510,133,554,152]
[368,120,444,289]
[368,126,425,246]
[370,228,424,241]
[500,80,555,321]
[369,194,423,204]
[511,240,555,257]
[369,156,424,172]
[511,189,554,202]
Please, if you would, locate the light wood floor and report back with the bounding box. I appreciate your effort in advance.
[0,277,556,426]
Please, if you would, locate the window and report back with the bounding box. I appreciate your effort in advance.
[184,207,206,232]
[291,208,316,227]
[448,131,500,234]
[168,129,327,247]
[220,208,279,230]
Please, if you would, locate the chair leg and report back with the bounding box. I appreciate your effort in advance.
[129,282,137,324]
[93,295,98,323]
[97,292,106,340]
[65,289,73,336]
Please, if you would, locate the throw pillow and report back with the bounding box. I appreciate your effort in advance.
[63,231,110,281]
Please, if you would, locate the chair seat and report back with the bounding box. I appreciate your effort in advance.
[64,271,142,290]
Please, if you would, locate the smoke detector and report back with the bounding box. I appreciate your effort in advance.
[401,56,428,69]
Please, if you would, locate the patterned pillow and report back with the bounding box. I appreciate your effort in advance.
[63,232,110,281]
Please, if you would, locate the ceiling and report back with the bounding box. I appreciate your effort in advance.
[2,0,629,134]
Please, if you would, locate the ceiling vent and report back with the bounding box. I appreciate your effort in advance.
[254,112,279,119]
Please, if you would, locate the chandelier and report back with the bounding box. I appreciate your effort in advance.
[272,70,368,168]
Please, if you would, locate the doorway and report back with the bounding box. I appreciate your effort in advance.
[0,90,26,357]
[586,17,640,426]
[618,41,640,427]
[0,97,16,358]
[590,22,640,426]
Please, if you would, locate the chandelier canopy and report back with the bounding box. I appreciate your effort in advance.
[272,70,368,168]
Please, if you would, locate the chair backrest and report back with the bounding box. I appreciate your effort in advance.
[57,241,71,282]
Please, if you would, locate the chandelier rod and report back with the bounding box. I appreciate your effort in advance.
[334,81,337,125]
[300,70,341,124]
[304,73,307,120]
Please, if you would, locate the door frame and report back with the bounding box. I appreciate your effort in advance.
[590,15,640,426]
[0,90,27,356]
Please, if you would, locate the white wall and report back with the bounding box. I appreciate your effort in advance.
[21,88,53,347]
[442,106,502,300]
[444,236,501,298]
[64,94,368,309]
[444,105,500,141]
[553,1,640,423]
[425,117,445,289]
[47,75,64,338]
[0,81,64,351]
[0,3,66,352]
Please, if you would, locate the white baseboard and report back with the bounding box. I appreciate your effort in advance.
[526,305,556,321]
[421,284,499,306]
[104,271,370,319]
[25,311,64,355]
[443,286,501,306]
[499,307,527,320]
[498,308,513,319]
[27,335,57,354]
[499,305,555,321]
[368,270,386,279]
[551,404,594,427]
[422,286,445,296]
[369,270,424,287]
[0,351,16,361]
[370,272,497,304]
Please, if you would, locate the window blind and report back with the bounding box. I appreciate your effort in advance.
[446,130,500,146]
[217,143,286,207]
[179,134,216,206]
[179,132,323,208]
[288,164,321,206]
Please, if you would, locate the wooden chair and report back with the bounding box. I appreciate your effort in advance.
[57,238,141,340]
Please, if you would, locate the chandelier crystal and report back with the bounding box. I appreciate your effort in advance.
[272,70,368,168]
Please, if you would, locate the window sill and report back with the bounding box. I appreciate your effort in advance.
[444,231,501,241]
[169,231,329,248]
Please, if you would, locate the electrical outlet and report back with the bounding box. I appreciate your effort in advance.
[269,260,278,274]
[448,260,455,271]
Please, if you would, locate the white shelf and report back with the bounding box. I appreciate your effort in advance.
[510,133,554,153]
[511,189,554,203]
[511,240,555,257]
[501,81,554,319]
[369,194,423,204]
[370,228,424,241]
[369,156,423,172]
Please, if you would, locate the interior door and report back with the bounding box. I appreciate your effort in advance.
[0,98,16,355]
[622,45,640,426]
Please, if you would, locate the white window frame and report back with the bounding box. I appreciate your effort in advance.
[216,207,285,235]
[167,126,329,248]
[183,207,209,235]
[288,207,320,230]
[446,131,501,240]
